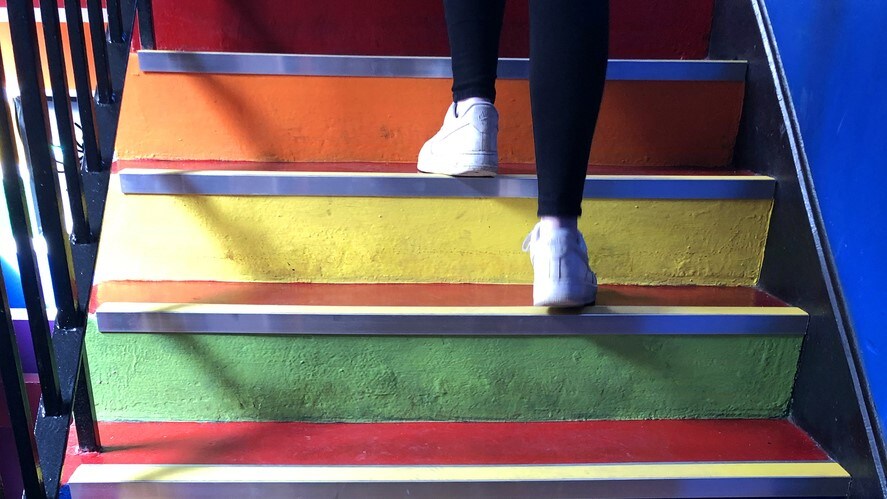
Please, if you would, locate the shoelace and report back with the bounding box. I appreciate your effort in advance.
[522,225,591,259]
[521,225,540,253]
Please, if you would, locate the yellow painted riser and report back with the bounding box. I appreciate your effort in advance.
[98,180,771,285]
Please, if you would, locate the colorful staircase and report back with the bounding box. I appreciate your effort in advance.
[62,0,852,496]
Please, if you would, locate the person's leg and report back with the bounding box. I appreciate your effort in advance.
[417,0,505,177]
[444,0,506,105]
[531,0,608,218]
[523,0,608,307]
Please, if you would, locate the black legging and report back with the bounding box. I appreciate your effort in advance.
[444,0,609,217]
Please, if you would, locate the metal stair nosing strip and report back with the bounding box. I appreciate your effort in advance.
[137,51,748,81]
[94,302,809,335]
[66,461,849,499]
[117,169,776,199]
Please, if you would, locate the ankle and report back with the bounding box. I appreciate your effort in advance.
[538,217,579,236]
[455,97,493,116]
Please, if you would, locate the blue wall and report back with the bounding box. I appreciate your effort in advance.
[0,191,25,308]
[766,1,887,424]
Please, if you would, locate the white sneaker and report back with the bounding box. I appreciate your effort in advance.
[522,223,598,307]
[417,102,498,177]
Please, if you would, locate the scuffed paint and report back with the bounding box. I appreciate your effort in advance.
[85,318,802,422]
[95,180,772,285]
[115,55,744,167]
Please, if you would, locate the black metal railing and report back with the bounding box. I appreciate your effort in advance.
[0,0,147,497]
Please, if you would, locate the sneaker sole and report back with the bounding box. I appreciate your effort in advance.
[417,154,498,178]
[533,284,598,308]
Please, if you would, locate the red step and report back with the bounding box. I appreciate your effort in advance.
[91,282,789,311]
[62,420,849,498]
[65,419,827,469]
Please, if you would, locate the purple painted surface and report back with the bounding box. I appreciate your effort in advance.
[0,429,25,498]
[13,315,40,374]
[0,376,41,499]
[1,311,53,498]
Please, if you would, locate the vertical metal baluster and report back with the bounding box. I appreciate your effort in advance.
[0,47,63,419]
[7,0,81,330]
[86,0,113,104]
[0,281,45,499]
[64,0,104,173]
[137,0,156,50]
[106,0,125,43]
[0,54,46,499]
[73,351,102,452]
[40,0,91,244]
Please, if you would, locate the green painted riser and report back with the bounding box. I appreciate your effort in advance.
[86,319,802,422]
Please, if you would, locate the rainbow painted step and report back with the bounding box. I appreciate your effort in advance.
[117,161,775,199]
[97,166,773,285]
[117,54,746,167]
[148,0,714,59]
[85,282,806,421]
[63,419,849,498]
[95,282,805,336]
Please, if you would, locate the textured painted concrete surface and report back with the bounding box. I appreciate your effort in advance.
[85,319,802,422]
[115,55,744,167]
[96,180,772,285]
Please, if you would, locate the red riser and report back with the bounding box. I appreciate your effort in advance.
[151,0,713,59]
[0,374,40,427]
[62,419,828,484]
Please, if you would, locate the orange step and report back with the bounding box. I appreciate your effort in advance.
[116,55,745,167]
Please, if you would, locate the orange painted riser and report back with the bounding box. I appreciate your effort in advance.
[116,56,744,167]
[0,20,100,91]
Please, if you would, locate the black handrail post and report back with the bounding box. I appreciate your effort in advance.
[7,0,82,331]
[136,0,156,50]
[74,350,102,452]
[0,51,64,420]
[86,0,114,104]
[40,0,92,243]
[0,47,47,498]
[64,0,104,173]
[107,0,125,44]
[1,0,135,493]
